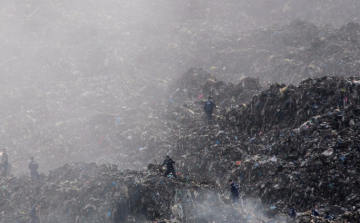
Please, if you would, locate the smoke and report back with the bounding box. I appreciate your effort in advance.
[1,0,360,174]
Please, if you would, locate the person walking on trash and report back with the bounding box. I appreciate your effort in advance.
[311,205,320,216]
[229,179,241,205]
[30,202,41,223]
[204,96,216,124]
[1,148,9,177]
[29,157,40,181]
[162,155,177,178]
[288,204,297,220]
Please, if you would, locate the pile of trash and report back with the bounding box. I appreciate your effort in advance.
[235,76,360,134]
[3,69,360,221]
[163,75,360,221]
[168,68,262,109]
[0,163,273,223]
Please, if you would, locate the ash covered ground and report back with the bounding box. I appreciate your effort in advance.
[1,0,360,222]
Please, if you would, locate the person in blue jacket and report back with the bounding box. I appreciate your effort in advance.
[204,96,216,124]
[229,179,240,204]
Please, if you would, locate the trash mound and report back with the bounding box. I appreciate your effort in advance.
[160,75,360,221]
[234,109,360,222]
[3,71,360,221]
[0,163,271,223]
[168,68,262,108]
[236,76,360,134]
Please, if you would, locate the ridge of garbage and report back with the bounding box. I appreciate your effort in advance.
[3,69,360,222]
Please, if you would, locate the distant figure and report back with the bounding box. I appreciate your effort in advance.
[325,212,333,220]
[311,205,320,216]
[228,179,240,204]
[30,203,41,223]
[29,157,40,181]
[0,148,8,177]
[288,204,296,219]
[204,96,216,124]
[162,155,177,178]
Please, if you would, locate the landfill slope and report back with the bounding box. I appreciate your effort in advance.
[0,163,269,223]
[165,73,360,222]
[3,71,360,222]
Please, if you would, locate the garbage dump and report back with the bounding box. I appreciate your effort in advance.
[2,69,360,222]
[2,0,360,222]
[0,162,275,223]
[163,74,360,222]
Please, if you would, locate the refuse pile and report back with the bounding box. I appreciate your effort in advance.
[0,162,272,223]
[168,68,262,108]
[235,76,360,134]
[162,75,360,221]
[3,71,360,222]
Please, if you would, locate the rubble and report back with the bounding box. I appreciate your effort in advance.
[0,163,269,223]
[2,70,360,222]
[166,75,360,222]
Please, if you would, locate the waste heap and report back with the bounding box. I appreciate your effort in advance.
[168,68,262,109]
[164,74,360,221]
[3,71,360,222]
[0,162,271,223]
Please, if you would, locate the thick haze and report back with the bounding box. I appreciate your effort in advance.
[1,0,360,174]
